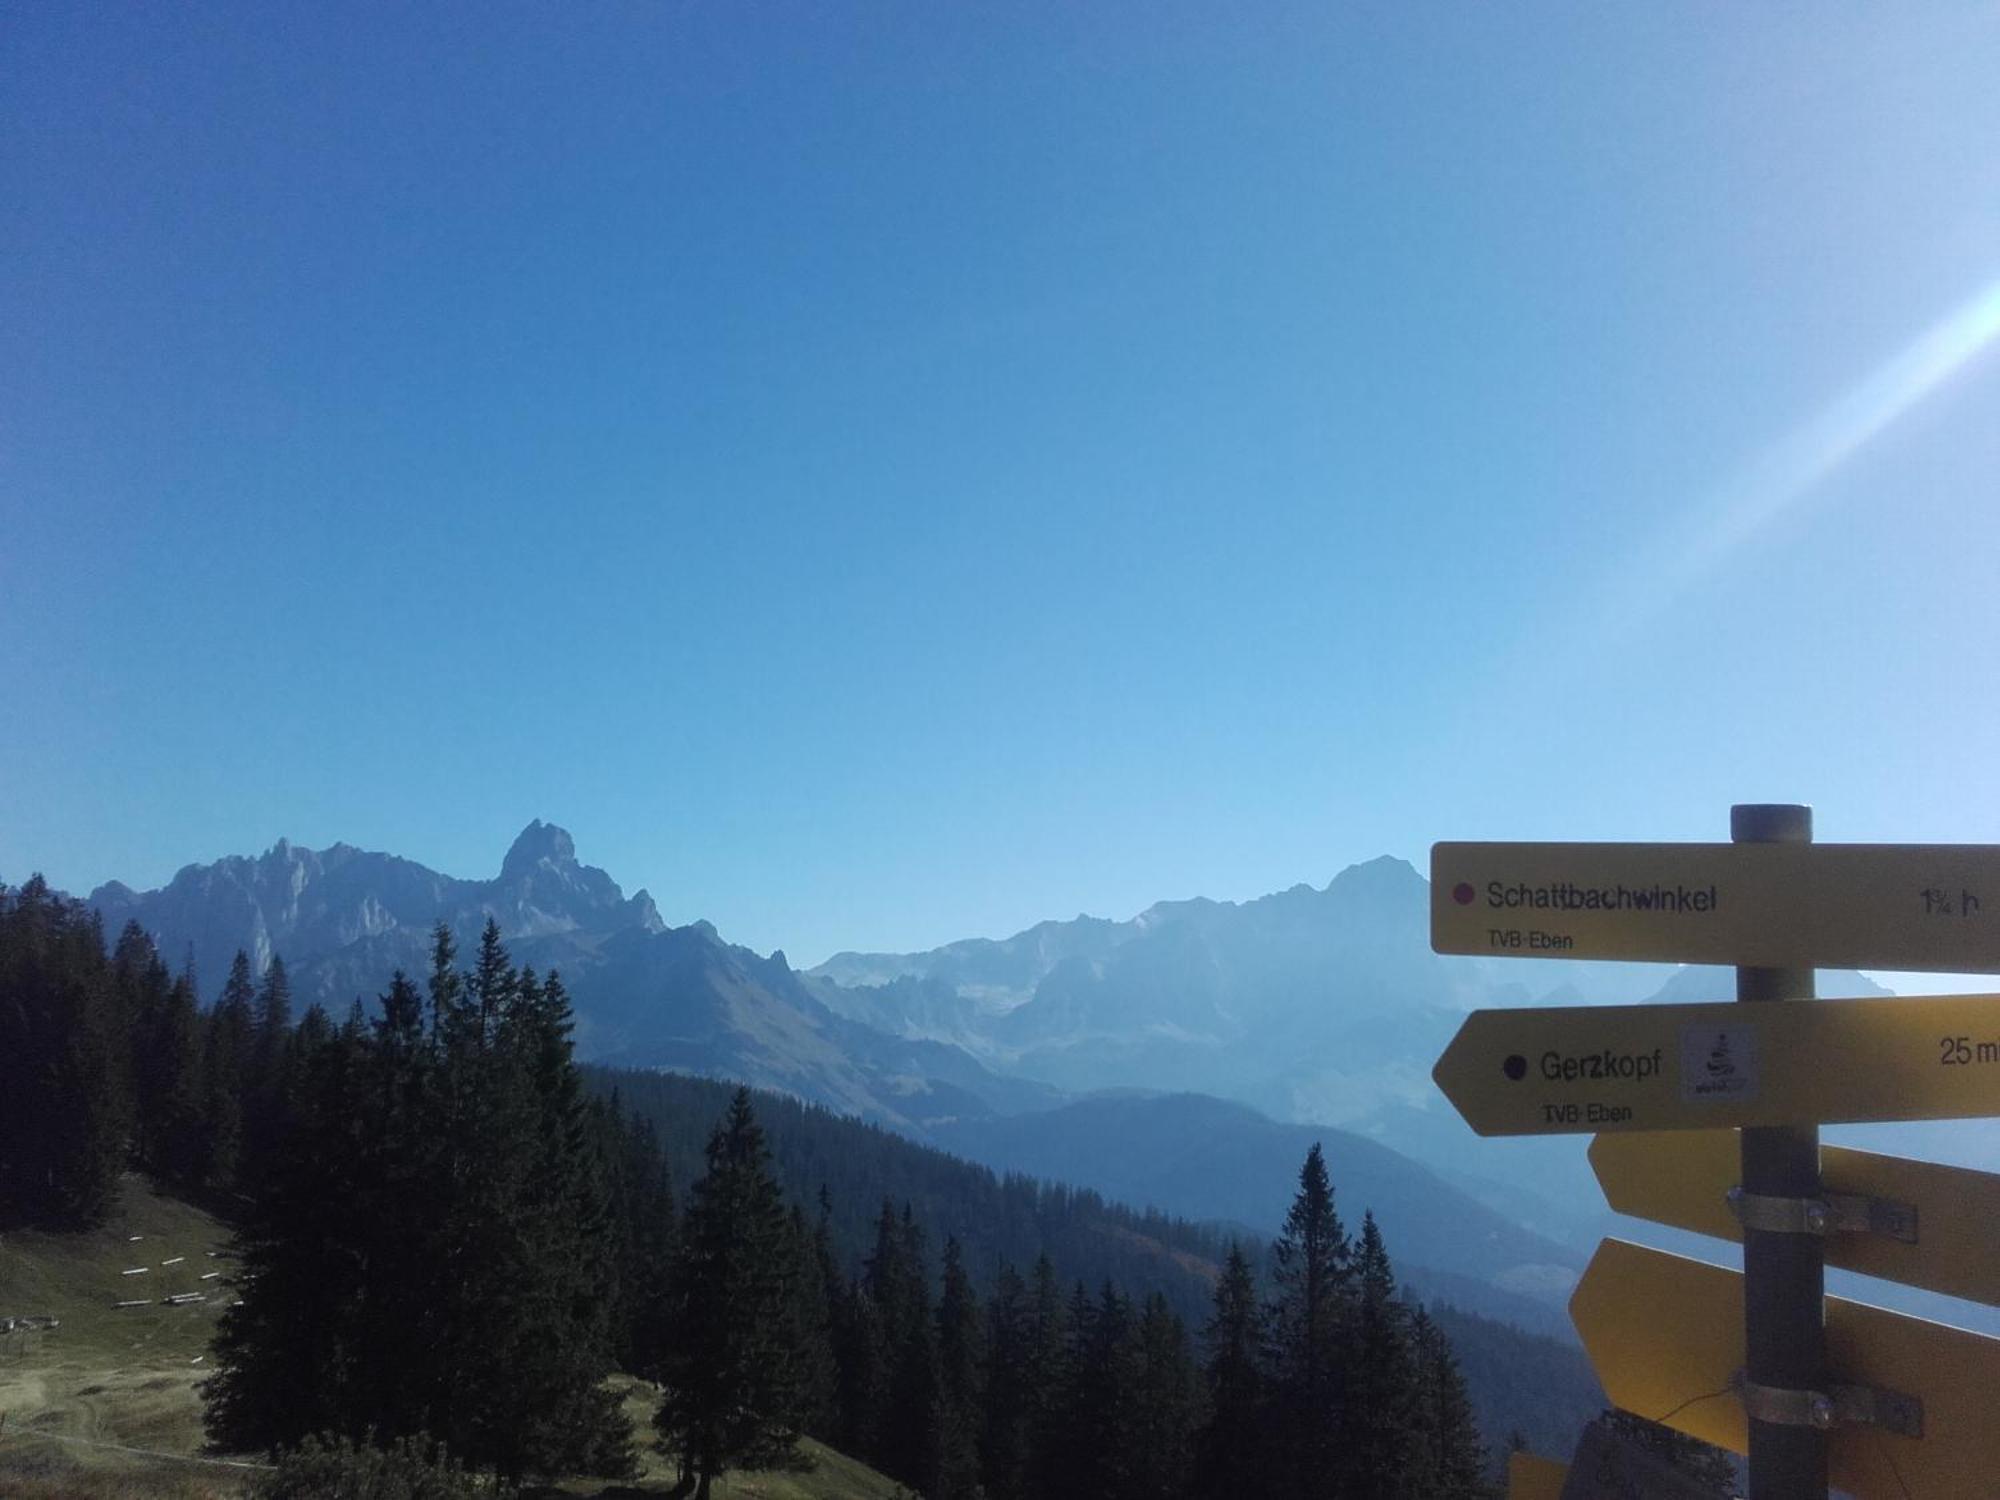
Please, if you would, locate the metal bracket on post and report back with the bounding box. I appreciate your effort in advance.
[1726,1186,1920,1243]
[1733,1371,1925,1439]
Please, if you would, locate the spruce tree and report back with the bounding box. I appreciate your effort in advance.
[980,1260,1034,1500]
[0,881,126,1228]
[152,968,207,1186]
[1129,1293,1195,1500]
[245,952,294,1183]
[832,1269,887,1463]
[786,1201,840,1442]
[208,1007,373,1448]
[604,1107,678,1381]
[115,922,171,1162]
[489,965,628,1479]
[1196,1242,1268,1497]
[1409,1306,1491,1500]
[1024,1253,1071,1500]
[210,934,630,1482]
[932,1236,984,1500]
[1268,1143,1353,1500]
[855,1197,910,1467]
[199,950,256,1190]
[254,952,293,1065]
[656,1089,809,1499]
[1349,1212,1421,1498]
[1048,1281,1138,1500]
[879,1209,941,1491]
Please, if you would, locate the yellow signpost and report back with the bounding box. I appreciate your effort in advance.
[1504,1450,1567,1500]
[1590,1130,2000,1309]
[1430,841,2000,971]
[1432,812,2000,1498]
[1571,1238,2000,1500]
[1431,992,2000,1136]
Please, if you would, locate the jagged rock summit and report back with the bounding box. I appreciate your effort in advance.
[86,822,1046,1134]
[501,818,576,877]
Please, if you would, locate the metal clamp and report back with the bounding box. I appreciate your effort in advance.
[1734,1372,1924,1438]
[1726,1186,1918,1243]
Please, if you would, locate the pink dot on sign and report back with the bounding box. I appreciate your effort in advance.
[1452,882,1475,906]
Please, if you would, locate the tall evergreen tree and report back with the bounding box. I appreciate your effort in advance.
[1045,1281,1140,1500]
[1196,1241,1268,1498]
[932,1236,984,1500]
[486,964,628,1479]
[209,932,629,1482]
[1128,1293,1196,1500]
[208,1006,373,1446]
[786,1201,840,1442]
[115,924,174,1165]
[1267,1143,1353,1500]
[656,1089,809,1499]
[245,951,295,1181]
[1024,1253,1071,1500]
[980,1260,1035,1500]
[1408,1306,1491,1500]
[1349,1212,1420,1499]
[199,949,256,1190]
[150,967,207,1186]
[832,1269,887,1461]
[254,952,293,1061]
[0,881,126,1228]
[878,1208,941,1491]
[603,1105,678,1382]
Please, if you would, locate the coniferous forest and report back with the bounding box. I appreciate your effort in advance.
[3,877,1536,1497]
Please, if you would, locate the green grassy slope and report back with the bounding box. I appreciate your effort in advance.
[0,1178,903,1500]
[0,1174,244,1497]
[555,1380,906,1500]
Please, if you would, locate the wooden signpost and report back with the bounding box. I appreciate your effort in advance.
[1429,807,2000,1500]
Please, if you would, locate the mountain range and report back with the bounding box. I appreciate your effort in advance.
[51,818,1929,1332]
[807,861,1887,1219]
[86,822,1053,1133]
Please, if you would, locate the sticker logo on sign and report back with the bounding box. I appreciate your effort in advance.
[1680,1024,1757,1103]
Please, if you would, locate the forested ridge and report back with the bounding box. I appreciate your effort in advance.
[586,1067,1245,1321]
[1,876,1631,1496]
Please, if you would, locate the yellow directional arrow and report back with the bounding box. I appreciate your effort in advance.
[1504,1450,1566,1500]
[1432,994,2000,1135]
[1572,1239,2000,1500]
[1431,841,2000,970]
[1589,1130,2000,1309]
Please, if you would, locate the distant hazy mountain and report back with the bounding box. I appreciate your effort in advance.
[809,857,1665,1124]
[809,857,1894,1236]
[87,822,1053,1134]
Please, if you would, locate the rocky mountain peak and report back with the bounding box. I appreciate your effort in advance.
[627,889,667,934]
[501,820,577,880]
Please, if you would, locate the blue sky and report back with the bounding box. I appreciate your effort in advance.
[5,4,1999,965]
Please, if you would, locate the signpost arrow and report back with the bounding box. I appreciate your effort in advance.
[1547,1420,1727,1500]
[1431,841,2000,970]
[1571,1238,2000,1500]
[1431,993,2000,1136]
[1505,1451,1566,1500]
[1589,1129,2000,1310]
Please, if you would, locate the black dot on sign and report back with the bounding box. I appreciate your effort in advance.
[1503,1054,1527,1081]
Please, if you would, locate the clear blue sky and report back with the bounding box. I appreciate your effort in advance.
[5,4,1999,966]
